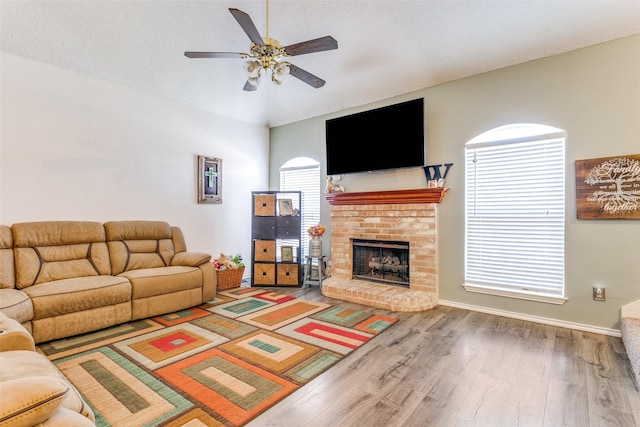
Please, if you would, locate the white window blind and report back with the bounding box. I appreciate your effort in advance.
[280,158,321,258]
[465,125,566,301]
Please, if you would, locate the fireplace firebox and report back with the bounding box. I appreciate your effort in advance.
[352,239,410,287]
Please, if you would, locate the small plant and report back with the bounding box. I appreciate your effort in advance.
[307,224,325,237]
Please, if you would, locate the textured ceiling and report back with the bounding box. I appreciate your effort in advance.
[2,1,640,128]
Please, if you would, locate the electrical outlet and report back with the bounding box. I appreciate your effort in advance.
[593,286,606,301]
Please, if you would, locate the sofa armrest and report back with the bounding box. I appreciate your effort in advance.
[0,376,70,427]
[171,252,212,267]
[0,312,35,351]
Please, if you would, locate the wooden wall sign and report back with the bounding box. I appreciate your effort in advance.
[575,153,640,219]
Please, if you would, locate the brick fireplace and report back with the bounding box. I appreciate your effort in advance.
[322,188,446,312]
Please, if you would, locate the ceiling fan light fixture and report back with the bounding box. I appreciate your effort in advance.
[272,61,290,84]
[244,60,262,78]
[247,75,261,87]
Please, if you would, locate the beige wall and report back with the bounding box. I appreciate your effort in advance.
[269,34,640,330]
[0,53,269,257]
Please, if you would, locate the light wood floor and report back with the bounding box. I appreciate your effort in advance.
[245,287,640,427]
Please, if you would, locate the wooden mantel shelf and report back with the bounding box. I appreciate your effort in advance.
[324,188,448,205]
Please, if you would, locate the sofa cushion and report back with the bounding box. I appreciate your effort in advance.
[170,226,187,253]
[0,288,34,323]
[12,221,111,289]
[105,221,176,274]
[23,275,131,319]
[0,350,95,424]
[0,225,15,290]
[118,266,202,300]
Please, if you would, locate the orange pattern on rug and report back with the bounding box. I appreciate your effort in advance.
[156,348,298,426]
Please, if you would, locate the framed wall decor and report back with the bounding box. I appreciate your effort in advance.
[281,246,294,262]
[197,155,222,204]
[575,153,640,219]
[278,198,293,216]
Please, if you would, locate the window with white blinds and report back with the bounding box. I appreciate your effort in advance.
[464,124,567,304]
[280,157,321,258]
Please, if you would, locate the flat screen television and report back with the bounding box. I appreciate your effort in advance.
[325,98,424,176]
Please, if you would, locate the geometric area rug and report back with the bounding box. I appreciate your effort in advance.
[38,288,398,427]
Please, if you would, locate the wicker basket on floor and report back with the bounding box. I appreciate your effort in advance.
[216,266,245,290]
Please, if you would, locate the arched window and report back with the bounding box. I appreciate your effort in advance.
[280,157,321,257]
[464,124,566,304]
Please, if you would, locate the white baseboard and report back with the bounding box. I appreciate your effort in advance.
[438,299,621,338]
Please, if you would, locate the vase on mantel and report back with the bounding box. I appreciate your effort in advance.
[310,236,322,257]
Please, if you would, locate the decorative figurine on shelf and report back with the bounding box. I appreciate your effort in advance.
[325,175,345,193]
[332,175,345,193]
[325,176,334,193]
[307,224,325,257]
[423,163,453,188]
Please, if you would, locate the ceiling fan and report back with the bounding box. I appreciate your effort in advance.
[184,3,338,91]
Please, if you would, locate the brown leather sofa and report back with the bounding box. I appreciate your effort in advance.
[0,220,216,343]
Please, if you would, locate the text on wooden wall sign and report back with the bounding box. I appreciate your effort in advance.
[575,153,640,219]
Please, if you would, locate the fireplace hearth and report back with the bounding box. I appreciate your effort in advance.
[352,239,409,287]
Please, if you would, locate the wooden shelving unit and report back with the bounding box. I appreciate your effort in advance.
[251,191,302,287]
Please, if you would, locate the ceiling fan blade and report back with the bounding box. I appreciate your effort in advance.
[229,8,264,46]
[243,81,258,91]
[288,64,326,88]
[184,52,245,59]
[283,36,338,56]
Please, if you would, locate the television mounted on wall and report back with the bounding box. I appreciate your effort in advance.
[325,98,425,176]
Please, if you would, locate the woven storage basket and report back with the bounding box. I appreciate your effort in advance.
[277,264,299,285]
[254,240,276,262]
[254,194,276,216]
[216,266,245,290]
[253,263,276,285]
